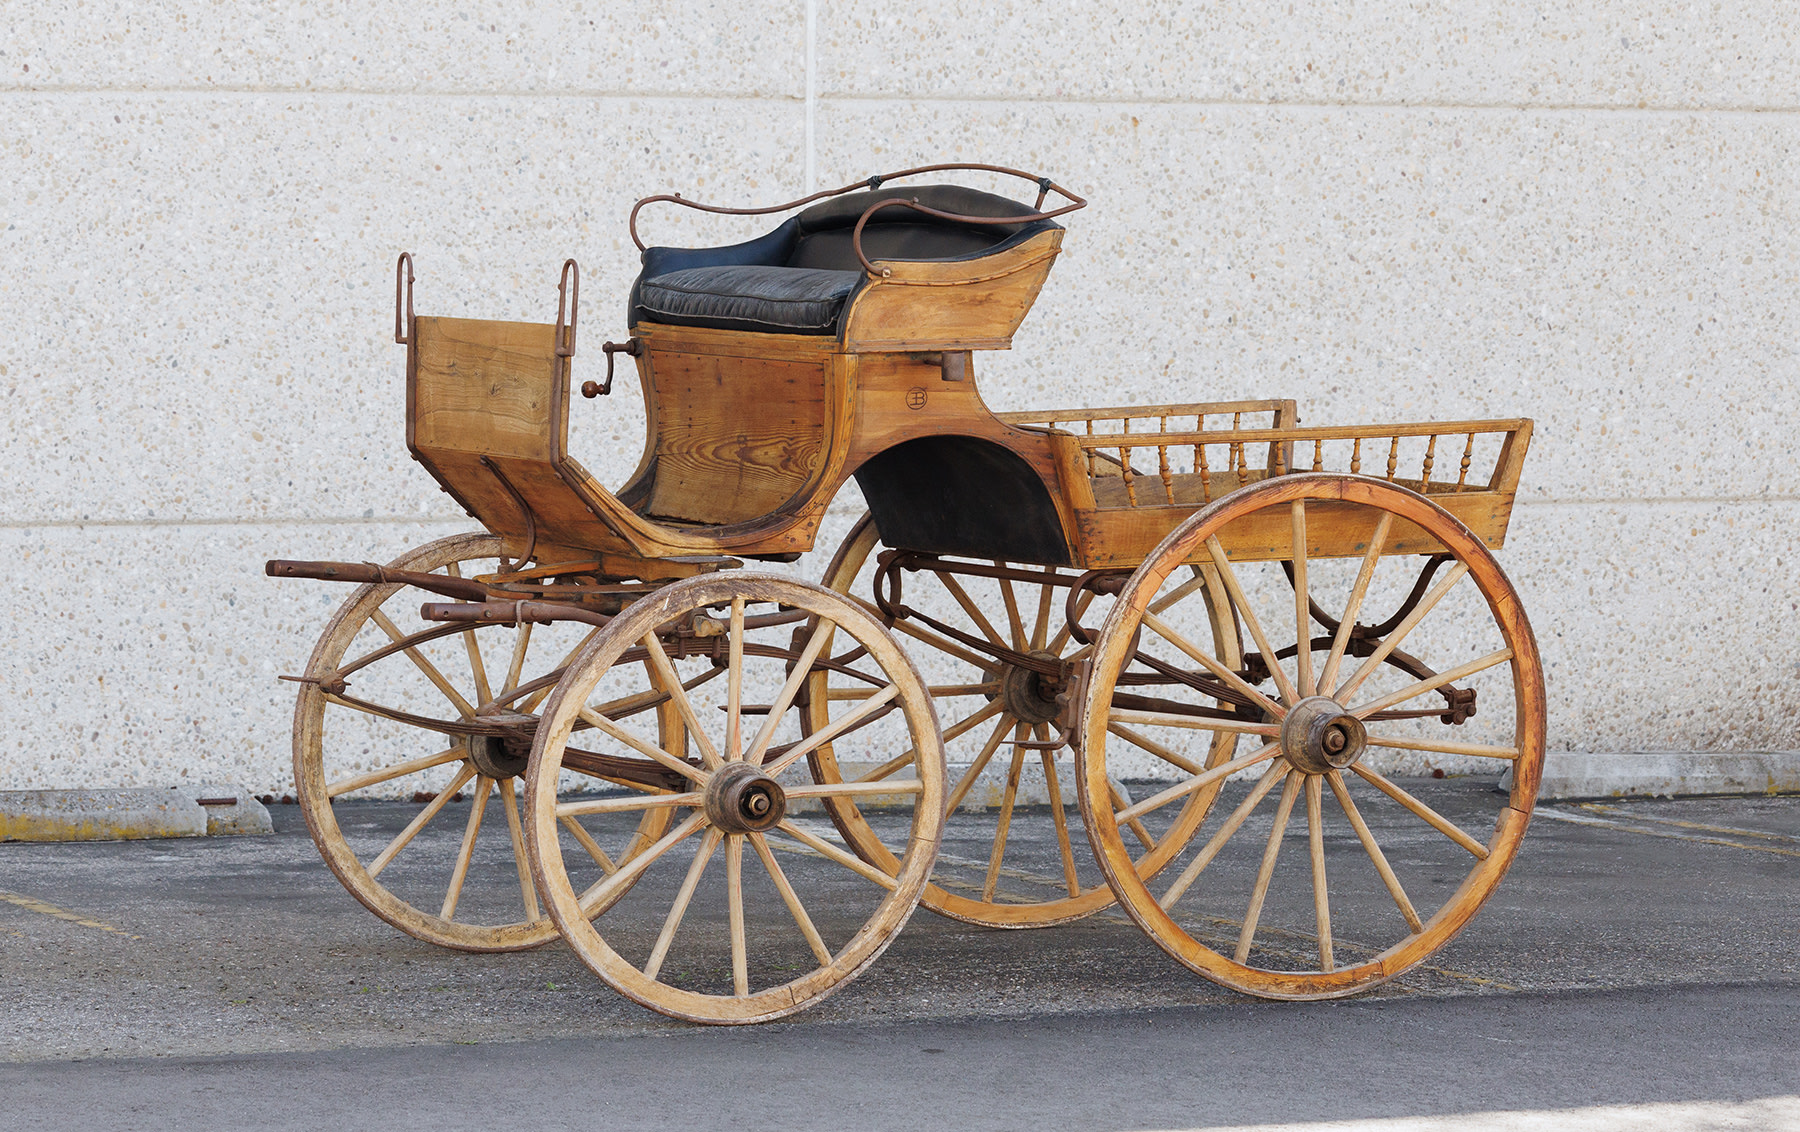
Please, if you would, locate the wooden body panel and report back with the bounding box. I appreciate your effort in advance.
[639,350,830,526]
[405,313,1529,577]
[842,230,1064,351]
[1072,489,1518,569]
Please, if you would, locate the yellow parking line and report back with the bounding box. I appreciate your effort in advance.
[0,890,139,938]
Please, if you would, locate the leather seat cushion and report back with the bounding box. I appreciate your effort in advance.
[634,264,863,335]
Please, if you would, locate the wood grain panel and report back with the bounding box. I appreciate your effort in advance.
[641,351,828,525]
[1072,492,1516,569]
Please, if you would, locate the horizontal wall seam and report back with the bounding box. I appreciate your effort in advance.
[1,88,1798,117]
[2,496,1793,531]
[0,86,804,101]
[818,94,1800,116]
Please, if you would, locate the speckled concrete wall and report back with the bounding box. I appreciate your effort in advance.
[2,3,1795,791]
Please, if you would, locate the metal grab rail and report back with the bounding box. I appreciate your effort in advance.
[626,162,1086,272]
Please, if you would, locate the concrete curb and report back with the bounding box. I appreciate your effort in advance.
[0,784,273,842]
[1503,752,1800,801]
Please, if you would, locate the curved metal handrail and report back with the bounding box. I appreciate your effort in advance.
[627,163,1087,273]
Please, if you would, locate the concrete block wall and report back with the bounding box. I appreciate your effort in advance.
[2,3,1794,791]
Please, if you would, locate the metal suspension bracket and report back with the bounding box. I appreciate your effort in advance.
[872,551,1069,677]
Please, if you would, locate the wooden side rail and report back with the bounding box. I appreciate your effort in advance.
[1068,419,1532,510]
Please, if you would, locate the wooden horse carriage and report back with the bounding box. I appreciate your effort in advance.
[269,164,1543,1023]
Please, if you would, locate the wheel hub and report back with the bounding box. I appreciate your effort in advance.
[997,650,1065,726]
[465,711,534,779]
[1279,696,1367,774]
[704,762,787,834]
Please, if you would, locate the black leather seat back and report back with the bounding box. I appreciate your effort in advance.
[788,185,1055,270]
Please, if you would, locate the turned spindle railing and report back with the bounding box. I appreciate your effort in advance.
[1001,403,1530,511]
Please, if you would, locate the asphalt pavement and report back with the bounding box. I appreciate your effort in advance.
[2,783,1797,1130]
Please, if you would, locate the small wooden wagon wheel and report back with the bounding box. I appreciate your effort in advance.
[1078,475,1545,998]
[293,533,679,952]
[525,573,945,1024]
[812,514,1242,928]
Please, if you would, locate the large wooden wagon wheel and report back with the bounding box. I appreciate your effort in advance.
[525,573,945,1024]
[811,514,1242,928]
[1078,475,1545,998]
[293,533,678,952]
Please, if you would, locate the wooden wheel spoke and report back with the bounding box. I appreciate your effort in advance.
[1107,721,1206,776]
[1037,728,1081,898]
[727,835,749,996]
[997,569,1027,650]
[1140,611,1285,719]
[1116,742,1281,825]
[1350,764,1490,859]
[1291,501,1314,697]
[1327,770,1422,932]
[781,778,924,800]
[577,707,705,785]
[883,611,996,671]
[370,608,477,719]
[762,683,900,779]
[1235,770,1304,964]
[578,811,708,916]
[750,832,832,967]
[322,692,468,735]
[981,733,1029,902]
[641,631,721,769]
[1108,779,1157,851]
[852,698,1004,786]
[1160,762,1286,908]
[460,628,493,707]
[1349,647,1513,719]
[925,682,1001,699]
[945,712,1015,813]
[1318,512,1392,693]
[936,571,1007,649]
[440,775,493,920]
[327,747,464,799]
[644,827,722,981]
[1108,709,1280,740]
[773,821,899,891]
[500,622,533,699]
[498,778,540,921]
[746,617,837,766]
[519,627,601,713]
[443,566,495,707]
[557,790,703,817]
[1047,589,1096,654]
[560,815,619,875]
[367,763,477,878]
[1363,732,1521,760]
[725,598,745,761]
[1204,535,1301,707]
[1334,562,1470,703]
[1306,774,1333,972]
[1148,568,1209,617]
[1030,577,1055,652]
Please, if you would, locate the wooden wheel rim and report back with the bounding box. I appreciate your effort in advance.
[811,514,1241,928]
[1078,475,1546,999]
[526,573,946,1025]
[293,532,673,952]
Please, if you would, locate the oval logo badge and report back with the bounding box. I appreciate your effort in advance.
[906,387,928,411]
